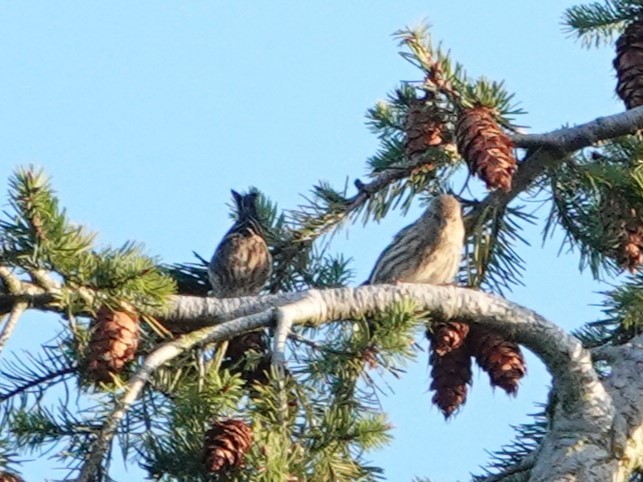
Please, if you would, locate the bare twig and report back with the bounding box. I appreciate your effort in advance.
[288,332,351,356]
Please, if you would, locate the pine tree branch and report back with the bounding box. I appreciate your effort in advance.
[0,366,75,403]
[162,285,594,408]
[75,284,610,481]
[76,309,274,482]
[467,105,643,230]
[528,333,643,481]
[511,105,643,151]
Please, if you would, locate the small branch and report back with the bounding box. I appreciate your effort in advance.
[0,302,27,354]
[288,332,350,355]
[272,292,325,366]
[76,309,274,482]
[0,366,76,403]
[511,105,643,151]
[269,154,441,284]
[0,292,58,315]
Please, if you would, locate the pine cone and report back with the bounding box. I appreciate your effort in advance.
[85,306,140,384]
[426,321,470,356]
[222,331,273,387]
[620,213,643,272]
[208,190,272,298]
[456,106,516,192]
[203,419,253,473]
[600,199,643,272]
[614,19,643,109]
[404,98,448,159]
[0,472,26,482]
[429,343,472,418]
[622,225,643,271]
[224,331,267,363]
[468,326,526,395]
[367,195,464,285]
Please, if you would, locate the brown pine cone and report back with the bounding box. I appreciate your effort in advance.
[468,325,526,395]
[404,98,448,160]
[203,419,253,473]
[620,214,643,272]
[429,343,472,418]
[222,331,273,387]
[208,190,272,298]
[600,199,643,272]
[614,19,643,109]
[426,321,470,356]
[0,472,26,482]
[456,106,516,192]
[85,306,140,384]
[224,331,267,363]
[367,195,464,285]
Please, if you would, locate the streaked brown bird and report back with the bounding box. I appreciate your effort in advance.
[208,190,272,298]
[367,194,464,285]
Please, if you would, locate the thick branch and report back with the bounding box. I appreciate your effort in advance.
[67,280,618,482]
[511,106,643,151]
[168,285,600,413]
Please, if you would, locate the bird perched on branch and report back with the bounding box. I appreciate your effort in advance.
[367,194,464,285]
[208,190,272,298]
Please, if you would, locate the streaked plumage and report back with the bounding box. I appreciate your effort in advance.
[208,190,272,297]
[367,194,464,285]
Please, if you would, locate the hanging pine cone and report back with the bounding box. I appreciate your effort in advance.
[0,472,26,482]
[222,331,273,387]
[426,321,470,357]
[468,326,526,395]
[614,19,643,109]
[456,106,516,192]
[224,331,267,364]
[619,210,643,271]
[85,306,140,384]
[404,98,448,159]
[600,196,643,272]
[429,343,472,418]
[203,419,253,473]
[622,224,643,271]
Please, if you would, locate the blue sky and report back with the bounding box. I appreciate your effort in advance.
[0,1,623,481]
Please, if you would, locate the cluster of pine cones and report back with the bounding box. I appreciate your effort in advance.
[427,321,526,418]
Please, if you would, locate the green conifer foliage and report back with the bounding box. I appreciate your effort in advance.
[0,7,642,481]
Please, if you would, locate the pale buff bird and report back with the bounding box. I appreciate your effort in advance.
[208,190,272,297]
[367,194,464,285]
